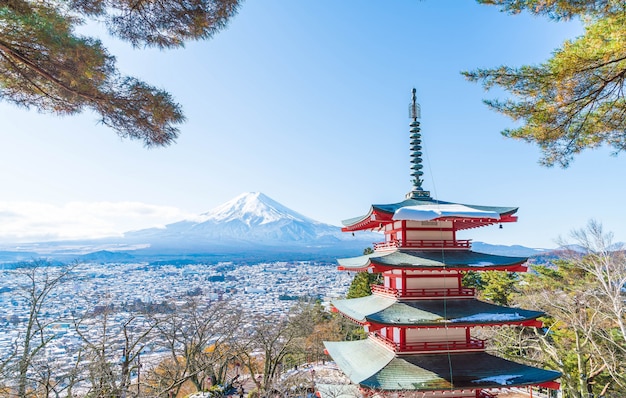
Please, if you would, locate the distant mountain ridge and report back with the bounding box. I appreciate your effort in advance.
[471,242,545,257]
[0,193,380,262]
[0,192,551,263]
[123,192,367,249]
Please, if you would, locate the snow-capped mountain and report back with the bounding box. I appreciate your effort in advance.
[195,192,317,226]
[0,193,551,262]
[123,192,378,252]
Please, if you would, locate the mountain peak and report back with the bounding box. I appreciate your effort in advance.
[196,192,316,226]
[233,191,269,204]
[18,192,382,259]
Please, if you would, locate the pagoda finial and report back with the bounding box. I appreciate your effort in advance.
[406,88,431,200]
[409,88,420,122]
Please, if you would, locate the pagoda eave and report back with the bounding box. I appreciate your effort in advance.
[324,339,561,392]
[374,263,527,273]
[331,296,545,327]
[341,205,519,232]
[337,264,372,272]
[341,214,519,233]
[452,214,518,230]
[363,318,544,329]
[341,209,394,232]
[538,381,562,390]
[339,264,528,273]
[337,250,528,272]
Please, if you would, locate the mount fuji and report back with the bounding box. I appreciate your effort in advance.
[116,192,378,257]
[0,192,546,263]
[0,192,378,262]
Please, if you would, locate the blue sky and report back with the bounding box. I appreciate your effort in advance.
[1,1,623,248]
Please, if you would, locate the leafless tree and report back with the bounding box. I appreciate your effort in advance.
[73,297,158,398]
[569,220,626,346]
[0,353,14,396]
[563,221,626,394]
[3,261,76,398]
[145,298,243,397]
[231,306,315,397]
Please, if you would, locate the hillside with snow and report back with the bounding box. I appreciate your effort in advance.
[0,192,546,263]
[119,192,378,254]
[195,192,318,226]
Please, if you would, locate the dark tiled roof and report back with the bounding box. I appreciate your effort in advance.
[332,296,544,326]
[325,339,560,391]
[337,250,527,270]
[342,198,518,227]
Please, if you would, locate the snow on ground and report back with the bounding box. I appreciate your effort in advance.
[187,362,354,397]
[281,362,351,385]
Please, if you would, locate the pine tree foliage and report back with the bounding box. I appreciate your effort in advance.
[477,0,624,20]
[0,0,240,146]
[479,271,518,305]
[346,272,381,299]
[462,270,518,305]
[466,0,626,166]
[346,248,379,299]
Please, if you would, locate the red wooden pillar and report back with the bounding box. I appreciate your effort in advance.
[401,220,407,246]
[401,270,407,296]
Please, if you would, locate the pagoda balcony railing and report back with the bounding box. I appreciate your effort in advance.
[372,333,485,353]
[370,284,476,298]
[373,239,471,251]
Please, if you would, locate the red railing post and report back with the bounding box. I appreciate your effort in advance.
[373,287,476,299]
[374,239,472,250]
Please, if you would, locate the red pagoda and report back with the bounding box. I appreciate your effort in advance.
[323,90,560,398]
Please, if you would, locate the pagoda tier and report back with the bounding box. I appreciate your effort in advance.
[330,293,543,358]
[337,249,528,273]
[341,199,518,234]
[345,216,519,251]
[324,339,560,394]
[331,295,544,329]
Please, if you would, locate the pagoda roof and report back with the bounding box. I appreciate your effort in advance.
[324,339,560,391]
[337,249,527,272]
[342,197,518,232]
[332,295,544,327]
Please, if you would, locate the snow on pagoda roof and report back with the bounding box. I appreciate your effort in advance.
[331,296,544,326]
[341,197,518,231]
[337,249,527,271]
[393,204,501,221]
[324,339,561,391]
[451,312,528,323]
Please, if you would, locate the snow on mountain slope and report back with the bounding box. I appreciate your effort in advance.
[194,192,319,226]
[0,193,548,260]
[124,192,379,248]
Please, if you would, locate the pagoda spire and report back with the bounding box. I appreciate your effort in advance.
[406,88,431,199]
